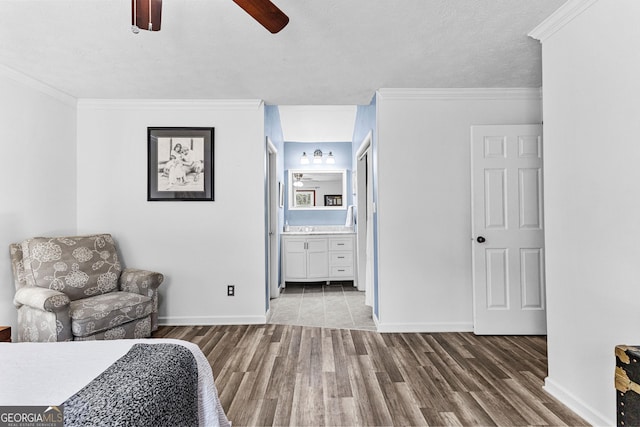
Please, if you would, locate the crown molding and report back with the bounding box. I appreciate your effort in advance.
[77,99,264,111]
[376,88,542,101]
[0,63,77,107]
[529,0,601,42]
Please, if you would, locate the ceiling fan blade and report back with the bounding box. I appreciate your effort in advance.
[232,0,289,34]
[132,0,162,32]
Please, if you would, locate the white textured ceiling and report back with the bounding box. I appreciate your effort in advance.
[0,0,565,105]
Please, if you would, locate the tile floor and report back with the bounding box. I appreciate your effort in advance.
[267,282,376,331]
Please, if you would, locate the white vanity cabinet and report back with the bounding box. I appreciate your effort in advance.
[283,237,328,280]
[282,233,356,283]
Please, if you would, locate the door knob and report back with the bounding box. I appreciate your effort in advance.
[476,236,486,243]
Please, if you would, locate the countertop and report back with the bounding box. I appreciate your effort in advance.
[282,226,355,235]
[282,230,356,235]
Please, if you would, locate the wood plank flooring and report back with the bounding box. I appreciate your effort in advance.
[153,324,588,426]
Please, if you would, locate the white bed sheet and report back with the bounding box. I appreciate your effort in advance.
[0,338,230,427]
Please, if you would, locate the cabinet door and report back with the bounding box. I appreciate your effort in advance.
[306,239,329,279]
[284,239,307,279]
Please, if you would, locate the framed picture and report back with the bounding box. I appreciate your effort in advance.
[324,194,343,206]
[295,190,315,207]
[147,127,214,201]
[278,181,284,208]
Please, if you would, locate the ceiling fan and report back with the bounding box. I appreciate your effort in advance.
[131,0,289,34]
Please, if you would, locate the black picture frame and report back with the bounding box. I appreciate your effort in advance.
[147,127,214,201]
[295,190,316,207]
[324,194,343,206]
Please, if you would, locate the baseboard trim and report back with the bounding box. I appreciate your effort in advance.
[158,315,267,326]
[375,321,473,333]
[543,376,612,426]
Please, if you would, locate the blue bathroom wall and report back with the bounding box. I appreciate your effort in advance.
[352,96,379,318]
[352,99,376,159]
[265,105,285,189]
[284,141,353,226]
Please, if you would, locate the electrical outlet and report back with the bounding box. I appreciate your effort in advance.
[227,285,235,296]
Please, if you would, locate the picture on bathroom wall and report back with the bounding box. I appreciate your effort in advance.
[324,194,342,206]
[147,127,214,201]
[295,190,315,207]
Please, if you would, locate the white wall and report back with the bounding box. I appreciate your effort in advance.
[0,67,77,335]
[76,100,267,325]
[375,89,542,332]
[531,0,640,424]
[278,106,356,142]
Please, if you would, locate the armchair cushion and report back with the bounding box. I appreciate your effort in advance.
[69,292,152,338]
[21,234,122,301]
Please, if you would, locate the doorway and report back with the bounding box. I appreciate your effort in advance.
[356,131,374,307]
[266,137,279,302]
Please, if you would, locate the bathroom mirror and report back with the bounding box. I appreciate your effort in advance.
[288,169,347,210]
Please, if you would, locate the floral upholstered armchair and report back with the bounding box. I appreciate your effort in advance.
[9,234,164,342]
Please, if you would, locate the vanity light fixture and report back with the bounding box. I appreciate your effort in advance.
[300,149,336,164]
[313,149,323,164]
[293,173,304,187]
[326,151,335,164]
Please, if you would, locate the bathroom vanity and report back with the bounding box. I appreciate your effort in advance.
[281,226,356,285]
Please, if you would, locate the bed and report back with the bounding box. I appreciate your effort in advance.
[0,338,231,427]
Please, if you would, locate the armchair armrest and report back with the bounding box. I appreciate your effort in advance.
[119,268,164,332]
[119,268,164,295]
[14,287,70,312]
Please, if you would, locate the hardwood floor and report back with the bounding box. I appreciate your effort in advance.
[153,324,588,427]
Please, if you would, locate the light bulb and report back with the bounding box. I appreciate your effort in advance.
[313,149,323,164]
[326,152,335,164]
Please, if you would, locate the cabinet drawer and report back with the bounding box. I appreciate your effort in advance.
[329,238,353,251]
[330,252,353,266]
[330,265,354,277]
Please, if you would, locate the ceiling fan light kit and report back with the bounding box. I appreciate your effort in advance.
[131,0,288,34]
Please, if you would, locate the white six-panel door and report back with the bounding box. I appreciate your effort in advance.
[471,124,546,335]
